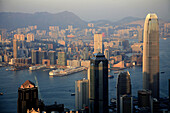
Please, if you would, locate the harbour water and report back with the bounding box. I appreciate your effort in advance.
[0,38,170,113]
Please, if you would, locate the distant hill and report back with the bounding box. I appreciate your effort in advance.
[0,11,87,30]
[113,16,144,25]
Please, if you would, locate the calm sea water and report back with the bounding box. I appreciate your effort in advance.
[0,38,170,113]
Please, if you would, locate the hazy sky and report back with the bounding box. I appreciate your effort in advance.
[0,0,169,21]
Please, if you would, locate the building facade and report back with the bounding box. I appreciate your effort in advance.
[116,71,131,113]
[89,53,108,113]
[143,13,159,99]
[75,79,89,110]
[58,52,67,66]
[17,80,39,113]
[94,33,103,54]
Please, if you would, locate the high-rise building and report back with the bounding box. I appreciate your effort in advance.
[13,39,18,58]
[31,50,39,64]
[116,71,131,113]
[75,78,89,110]
[104,49,109,60]
[138,28,143,43]
[120,94,133,113]
[138,89,152,110]
[38,51,47,64]
[83,47,89,60]
[26,33,34,42]
[89,53,108,113]
[48,51,56,65]
[17,80,39,113]
[94,33,103,54]
[143,13,159,99]
[58,51,67,66]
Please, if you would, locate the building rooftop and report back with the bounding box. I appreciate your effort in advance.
[20,80,35,88]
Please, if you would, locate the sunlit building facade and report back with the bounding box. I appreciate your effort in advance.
[143,13,159,99]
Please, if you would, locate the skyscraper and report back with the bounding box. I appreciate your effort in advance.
[58,51,67,66]
[94,33,103,54]
[75,78,89,110]
[31,50,39,64]
[13,39,18,58]
[38,51,47,64]
[138,90,152,109]
[116,71,131,113]
[120,94,133,113]
[17,80,39,113]
[89,53,108,113]
[48,51,56,65]
[143,13,159,99]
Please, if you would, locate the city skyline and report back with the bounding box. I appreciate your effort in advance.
[0,0,170,111]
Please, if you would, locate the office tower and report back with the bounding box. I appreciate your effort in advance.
[48,51,56,65]
[89,53,108,113]
[120,95,133,113]
[94,33,103,54]
[13,39,18,58]
[138,28,143,43]
[75,79,89,110]
[58,51,67,66]
[116,71,131,113]
[143,13,159,99]
[138,90,152,109]
[17,80,39,113]
[38,51,47,64]
[31,50,39,64]
[104,49,109,60]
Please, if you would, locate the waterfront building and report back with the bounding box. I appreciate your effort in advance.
[116,71,131,113]
[120,95,133,113]
[75,79,89,110]
[48,51,56,65]
[13,39,18,58]
[31,50,39,64]
[94,33,103,54]
[58,51,67,66]
[17,80,39,113]
[38,51,47,64]
[143,13,159,99]
[89,53,108,113]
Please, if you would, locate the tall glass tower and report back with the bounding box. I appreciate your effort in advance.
[143,13,159,99]
[116,71,131,113]
[89,53,108,113]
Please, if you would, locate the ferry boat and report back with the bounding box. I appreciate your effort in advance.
[49,67,86,76]
[29,64,46,71]
[49,69,63,76]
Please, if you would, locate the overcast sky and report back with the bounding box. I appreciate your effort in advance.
[0,0,169,21]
